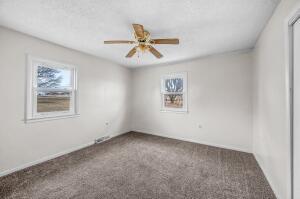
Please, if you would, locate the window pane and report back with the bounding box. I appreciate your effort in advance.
[165,78,183,92]
[37,66,72,88]
[164,94,183,108]
[37,91,71,113]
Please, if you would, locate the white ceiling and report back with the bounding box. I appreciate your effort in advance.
[0,0,279,67]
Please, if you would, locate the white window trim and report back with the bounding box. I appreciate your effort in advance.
[160,72,188,113]
[25,55,79,123]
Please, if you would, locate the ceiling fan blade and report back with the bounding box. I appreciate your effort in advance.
[104,40,135,44]
[126,47,137,58]
[151,38,179,44]
[149,46,163,58]
[132,24,144,39]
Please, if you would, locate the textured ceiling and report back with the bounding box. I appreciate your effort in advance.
[0,0,279,67]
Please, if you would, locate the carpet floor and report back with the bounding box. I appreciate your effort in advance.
[0,132,276,199]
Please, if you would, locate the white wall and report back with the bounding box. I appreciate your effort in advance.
[252,0,299,198]
[0,27,132,175]
[131,51,253,153]
[293,17,300,199]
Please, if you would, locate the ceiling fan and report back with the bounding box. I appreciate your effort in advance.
[104,24,179,59]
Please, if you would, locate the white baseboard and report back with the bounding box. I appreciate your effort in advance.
[0,130,250,177]
[0,130,277,198]
[134,130,251,153]
[0,141,93,178]
[0,131,128,178]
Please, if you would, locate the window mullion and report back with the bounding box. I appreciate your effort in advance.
[36,88,73,92]
[163,92,184,94]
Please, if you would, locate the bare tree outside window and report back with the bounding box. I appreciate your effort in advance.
[37,66,72,113]
[165,78,183,92]
[37,66,62,88]
[164,78,184,108]
[161,73,187,112]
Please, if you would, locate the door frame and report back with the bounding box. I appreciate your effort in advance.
[288,9,300,199]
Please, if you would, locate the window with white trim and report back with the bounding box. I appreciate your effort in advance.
[26,56,78,121]
[161,72,187,112]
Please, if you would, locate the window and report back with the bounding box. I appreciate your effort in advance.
[161,72,187,112]
[26,56,78,122]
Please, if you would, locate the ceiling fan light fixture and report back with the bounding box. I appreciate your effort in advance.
[104,24,179,59]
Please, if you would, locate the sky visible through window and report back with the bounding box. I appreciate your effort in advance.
[165,78,183,93]
[37,66,71,88]
[59,69,71,87]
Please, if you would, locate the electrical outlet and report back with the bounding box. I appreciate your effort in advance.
[198,124,202,129]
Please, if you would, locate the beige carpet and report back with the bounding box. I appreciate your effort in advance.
[0,132,276,199]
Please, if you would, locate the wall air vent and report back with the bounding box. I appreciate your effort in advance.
[94,136,110,144]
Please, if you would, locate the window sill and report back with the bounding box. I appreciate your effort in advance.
[160,109,188,114]
[24,114,80,123]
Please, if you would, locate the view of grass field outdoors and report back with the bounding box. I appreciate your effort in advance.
[37,66,72,113]
[37,91,71,112]
[163,78,184,108]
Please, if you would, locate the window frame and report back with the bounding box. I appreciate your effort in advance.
[160,72,188,112]
[25,55,79,122]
